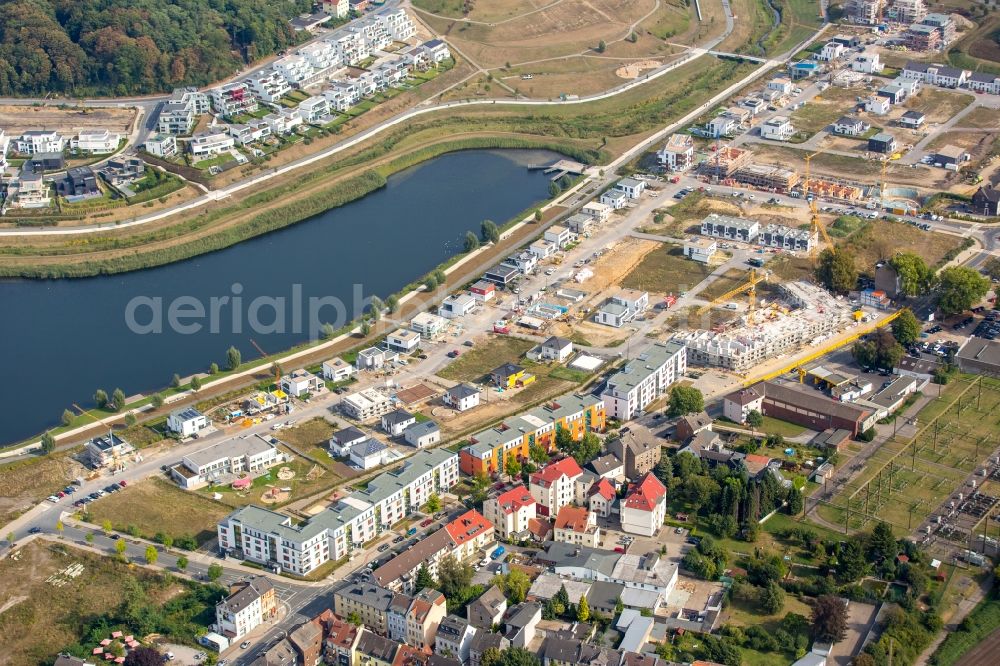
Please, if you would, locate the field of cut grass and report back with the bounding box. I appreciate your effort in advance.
[83,478,231,546]
[438,336,535,382]
[620,243,711,294]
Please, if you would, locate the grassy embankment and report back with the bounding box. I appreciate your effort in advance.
[0,56,757,279]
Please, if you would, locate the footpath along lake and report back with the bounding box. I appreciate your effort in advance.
[1,148,560,445]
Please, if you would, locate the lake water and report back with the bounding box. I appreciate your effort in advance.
[1,149,559,445]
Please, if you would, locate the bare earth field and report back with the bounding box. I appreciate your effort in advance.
[0,453,87,526]
[0,105,136,137]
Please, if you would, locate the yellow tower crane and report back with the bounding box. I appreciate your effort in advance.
[802,149,834,254]
[696,268,768,325]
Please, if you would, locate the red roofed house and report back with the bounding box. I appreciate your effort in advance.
[588,477,617,517]
[483,485,537,539]
[445,509,496,561]
[554,505,600,547]
[529,457,583,516]
[621,473,667,536]
[743,453,772,478]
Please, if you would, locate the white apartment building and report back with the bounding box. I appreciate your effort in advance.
[602,340,687,421]
[227,121,271,146]
[144,133,178,159]
[342,387,394,420]
[620,473,667,537]
[15,130,64,155]
[188,130,235,158]
[299,95,332,123]
[581,201,611,222]
[299,40,343,74]
[157,88,210,134]
[324,80,363,112]
[217,449,459,574]
[410,312,448,339]
[215,577,276,641]
[246,69,291,103]
[210,81,258,117]
[280,369,323,397]
[329,31,370,67]
[71,130,121,153]
[657,133,695,171]
[596,289,648,328]
[529,457,583,517]
[274,55,317,88]
[172,437,284,489]
[483,485,536,539]
[818,41,846,61]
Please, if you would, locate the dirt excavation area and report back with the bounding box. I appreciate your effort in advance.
[0,105,137,136]
[615,60,662,78]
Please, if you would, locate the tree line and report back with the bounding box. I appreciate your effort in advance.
[0,0,310,96]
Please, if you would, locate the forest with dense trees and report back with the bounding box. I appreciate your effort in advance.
[0,0,311,96]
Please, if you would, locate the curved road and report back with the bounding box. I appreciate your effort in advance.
[0,0,764,238]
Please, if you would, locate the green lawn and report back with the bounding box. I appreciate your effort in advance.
[192,154,234,170]
[759,415,808,437]
[620,243,711,294]
[437,336,534,382]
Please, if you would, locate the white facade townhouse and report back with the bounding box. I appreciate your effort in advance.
[444,384,480,412]
[410,312,448,339]
[600,189,629,210]
[330,31,370,67]
[189,130,235,158]
[966,72,1000,95]
[544,225,575,248]
[684,237,718,264]
[7,171,50,209]
[615,177,646,199]
[356,346,397,371]
[217,449,459,574]
[15,130,64,155]
[265,108,303,136]
[387,328,421,353]
[602,340,687,421]
[901,62,967,88]
[851,52,883,74]
[215,577,276,641]
[167,407,209,437]
[323,357,357,382]
[484,486,536,539]
[247,69,291,103]
[539,336,574,363]
[281,369,323,397]
[298,95,331,123]
[274,55,317,88]
[227,121,271,146]
[760,116,795,141]
[596,289,648,328]
[440,294,477,320]
[323,80,363,112]
[818,41,845,61]
[350,437,391,469]
[329,426,368,456]
[382,409,417,437]
[210,81,258,117]
[767,76,793,95]
[72,130,121,153]
[157,88,210,135]
[298,40,343,75]
[144,133,178,158]
[865,96,890,115]
[529,458,583,517]
[581,201,611,222]
[404,421,441,448]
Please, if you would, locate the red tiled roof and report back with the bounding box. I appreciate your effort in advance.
[554,505,592,533]
[589,477,616,501]
[527,517,552,540]
[445,509,493,546]
[530,457,583,487]
[495,485,536,514]
[623,473,666,511]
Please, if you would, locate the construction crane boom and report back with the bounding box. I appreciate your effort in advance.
[696,268,768,324]
[802,148,835,254]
